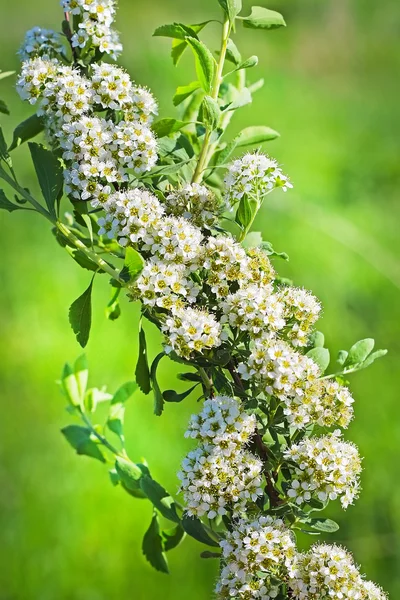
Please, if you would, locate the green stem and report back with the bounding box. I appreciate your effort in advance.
[319,366,361,381]
[57,221,123,283]
[80,411,126,457]
[0,164,54,221]
[191,17,231,184]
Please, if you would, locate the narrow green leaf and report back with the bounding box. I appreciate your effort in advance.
[61,425,105,463]
[0,108,11,125]
[361,348,388,369]
[61,362,81,407]
[105,286,121,321]
[153,23,198,40]
[135,321,151,395]
[260,240,289,260]
[107,402,125,441]
[218,0,242,23]
[225,39,242,66]
[28,142,63,216]
[202,95,220,130]
[0,71,15,81]
[225,87,252,110]
[115,456,148,494]
[181,515,219,547]
[68,276,94,348]
[163,385,197,403]
[171,21,213,66]
[124,246,144,280]
[186,37,216,94]
[142,513,169,574]
[235,195,253,229]
[150,352,165,416]
[152,118,188,138]
[146,160,194,177]
[162,524,186,552]
[306,518,340,533]
[236,55,259,71]
[65,246,101,272]
[345,338,375,366]
[242,6,286,30]
[9,114,44,151]
[140,475,180,523]
[307,347,330,373]
[0,189,19,212]
[236,125,280,146]
[74,354,89,402]
[112,381,138,405]
[173,81,201,106]
[0,127,12,167]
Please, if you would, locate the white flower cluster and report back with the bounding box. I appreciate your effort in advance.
[278,287,321,347]
[61,0,122,59]
[178,396,263,518]
[17,58,158,198]
[224,152,292,206]
[164,183,222,229]
[216,515,295,600]
[288,544,388,600]
[221,284,285,337]
[163,306,222,359]
[18,27,64,61]
[284,431,362,508]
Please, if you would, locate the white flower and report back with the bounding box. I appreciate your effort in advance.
[216,515,295,600]
[204,235,249,297]
[162,306,222,359]
[284,431,362,509]
[278,286,321,347]
[18,27,64,61]
[178,446,263,519]
[185,396,256,454]
[289,544,364,600]
[224,151,292,206]
[361,580,388,600]
[142,216,204,268]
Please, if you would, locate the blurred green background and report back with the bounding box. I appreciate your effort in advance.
[0,0,399,598]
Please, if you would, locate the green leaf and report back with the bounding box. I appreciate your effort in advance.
[84,387,113,412]
[146,160,194,177]
[361,348,388,369]
[28,142,63,217]
[163,385,197,403]
[337,350,348,365]
[235,195,253,229]
[74,354,89,403]
[173,81,202,107]
[0,189,19,212]
[306,517,340,533]
[218,0,242,23]
[242,6,286,30]
[124,246,144,281]
[260,240,289,260]
[107,402,125,441]
[61,425,105,463]
[200,551,222,559]
[105,286,121,321]
[0,127,12,168]
[181,515,219,547]
[152,118,188,138]
[0,99,9,115]
[140,475,180,523]
[162,524,186,552]
[150,352,165,416]
[225,87,252,110]
[68,276,94,348]
[308,331,325,348]
[186,37,216,94]
[112,381,138,405]
[65,246,101,272]
[153,22,198,40]
[135,321,151,395]
[307,347,330,373]
[202,95,220,130]
[236,125,280,146]
[61,362,81,407]
[115,456,147,496]
[0,71,15,81]
[345,338,375,366]
[142,513,169,574]
[225,39,242,65]
[236,55,259,71]
[9,114,44,151]
[171,21,213,66]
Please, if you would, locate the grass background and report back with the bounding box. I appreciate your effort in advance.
[0,0,399,598]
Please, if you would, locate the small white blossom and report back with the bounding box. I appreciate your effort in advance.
[284,431,362,509]
[361,581,388,600]
[165,183,222,229]
[278,286,321,347]
[163,306,222,359]
[18,27,64,61]
[216,515,296,600]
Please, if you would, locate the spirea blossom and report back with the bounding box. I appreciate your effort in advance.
[216,515,296,600]
[204,235,250,297]
[163,306,222,359]
[18,27,64,61]
[278,286,321,347]
[284,431,362,508]
[221,284,285,337]
[141,217,204,268]
[61,0,123,59]
[164,183,221,229]
[361,581,388,600]
[185,395,256,453]
[131,258,199,310]
[178,445,263,519]
[288,544,363,600]
[224,152,292,206]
